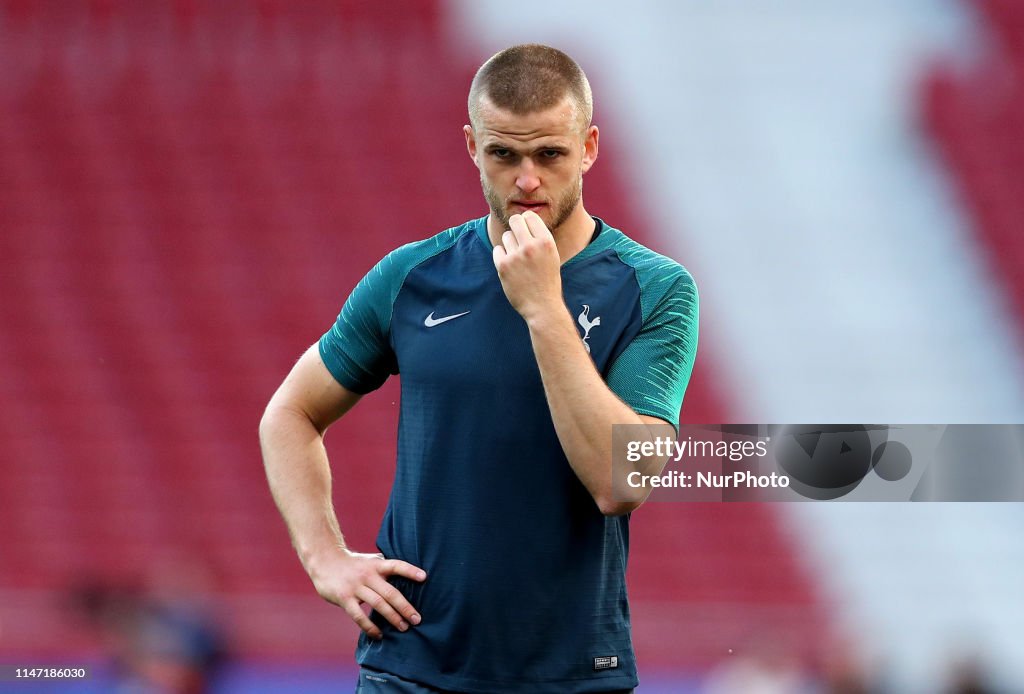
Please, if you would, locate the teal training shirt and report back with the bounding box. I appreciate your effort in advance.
[319,216,698,693]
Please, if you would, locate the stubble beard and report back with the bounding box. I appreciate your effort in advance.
[482,172,583,233]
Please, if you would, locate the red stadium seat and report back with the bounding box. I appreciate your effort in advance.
[924,1,1024,324]
[0,1,824,663]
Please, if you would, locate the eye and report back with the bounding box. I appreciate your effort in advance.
[541,150,562,159]
[491,148,512,159]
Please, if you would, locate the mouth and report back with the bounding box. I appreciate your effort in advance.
[509,201,548,213]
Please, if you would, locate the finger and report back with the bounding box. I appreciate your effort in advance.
[522,210,552,239]
[341,597,383,639]
[368,575,421,625]
[492,244,507,267]
[377,559,428,583]
[509,213,533,244]
[502,229,519,251]
[356,584,409,632]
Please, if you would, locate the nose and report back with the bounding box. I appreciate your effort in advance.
[515,160,541,194]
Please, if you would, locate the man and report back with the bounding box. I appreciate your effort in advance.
[260,44,698,693]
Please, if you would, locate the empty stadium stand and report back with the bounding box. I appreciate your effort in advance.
[924,0,1024,326]
[0,0,825,668]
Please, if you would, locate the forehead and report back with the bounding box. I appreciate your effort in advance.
[475,96,582,142]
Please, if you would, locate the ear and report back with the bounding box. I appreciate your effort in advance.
[464,125,480,167]
[581,125,599,175]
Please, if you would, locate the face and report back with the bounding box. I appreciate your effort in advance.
[465,96,598,232]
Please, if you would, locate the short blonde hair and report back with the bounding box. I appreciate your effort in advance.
[468,44,593,133]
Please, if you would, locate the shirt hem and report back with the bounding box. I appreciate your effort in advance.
[358,654,638,694]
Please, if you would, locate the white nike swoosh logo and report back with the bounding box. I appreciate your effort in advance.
[424,310,470,327]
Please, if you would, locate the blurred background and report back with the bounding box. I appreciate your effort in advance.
[1,0,1023,692]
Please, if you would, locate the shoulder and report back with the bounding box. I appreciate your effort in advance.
[342,218,481,320]
[599,223,697,318]
[379,218,479,275]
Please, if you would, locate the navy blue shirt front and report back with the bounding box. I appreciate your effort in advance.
[319,216,698,693]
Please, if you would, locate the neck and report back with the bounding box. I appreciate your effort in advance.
[487,204,595,264]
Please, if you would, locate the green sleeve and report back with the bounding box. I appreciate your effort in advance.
[606,267,699,432]
[317,224,469,393]
[318,254,400,394]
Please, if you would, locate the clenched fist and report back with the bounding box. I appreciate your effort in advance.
[492,211,565,322]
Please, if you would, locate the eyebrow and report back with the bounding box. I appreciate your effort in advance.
[483,142,570,155]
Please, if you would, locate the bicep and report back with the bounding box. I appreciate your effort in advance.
[638,414,674,434]
[638,414,676,474]
[267,344,363,434]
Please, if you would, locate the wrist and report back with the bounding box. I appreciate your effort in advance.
[523,300,572,331]
[300,541,349,577]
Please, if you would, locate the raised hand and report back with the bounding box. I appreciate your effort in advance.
[492,211,565,322]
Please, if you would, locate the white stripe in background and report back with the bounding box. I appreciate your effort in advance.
[450,0,1024,423]
[452,1,1024,691]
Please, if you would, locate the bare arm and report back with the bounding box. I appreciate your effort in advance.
[259,344,425,638]
[493,212,672,516]
[524,307,672,515]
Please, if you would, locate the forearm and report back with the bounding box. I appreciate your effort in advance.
[526,307,663,514]
[259,404,347,573]
[492,211,669,513]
